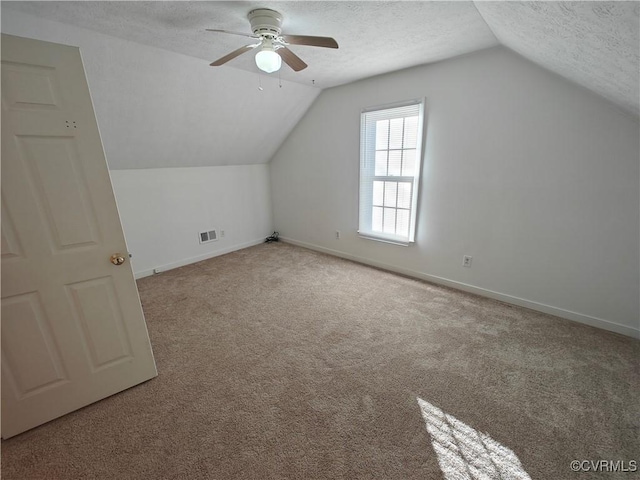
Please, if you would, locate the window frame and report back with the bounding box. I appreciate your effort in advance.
[358,98,426,246]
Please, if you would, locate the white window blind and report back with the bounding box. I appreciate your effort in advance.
[359,100,425,244]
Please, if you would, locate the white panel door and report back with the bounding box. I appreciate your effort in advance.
[1,34,157,438]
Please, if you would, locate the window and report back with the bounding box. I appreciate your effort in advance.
[359,100,425,245]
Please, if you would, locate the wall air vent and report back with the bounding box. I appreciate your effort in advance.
[199,228,219,244]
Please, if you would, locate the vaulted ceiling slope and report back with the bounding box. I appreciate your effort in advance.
[475,1,639,117]
[3,1,639,118]
[1,8,321,169]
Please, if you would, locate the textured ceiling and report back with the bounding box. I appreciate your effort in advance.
[2,1,639,116]
[2,1,498,89]
[475,1,640,117]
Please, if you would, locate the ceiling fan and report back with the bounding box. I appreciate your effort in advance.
[207,8,338,74]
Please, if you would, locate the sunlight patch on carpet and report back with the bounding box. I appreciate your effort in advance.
[417,397,531,480]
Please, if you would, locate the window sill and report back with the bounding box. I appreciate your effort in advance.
[358,232,412,247]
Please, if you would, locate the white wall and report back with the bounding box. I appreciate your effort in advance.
[270,47,640,337]
[2,8,288,274]
[1,8,320,169]
[110,165,272,278]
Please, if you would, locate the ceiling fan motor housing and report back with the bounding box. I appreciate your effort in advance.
[209,8,335,72]
[248,8,283,38]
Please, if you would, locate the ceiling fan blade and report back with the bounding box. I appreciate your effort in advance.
[206,29,259,39]
[210,44,257,66]
[277,47,308,72]
[282,35,338,49]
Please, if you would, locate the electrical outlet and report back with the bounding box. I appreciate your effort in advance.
[462,255,472,267]
[336,230,341,239]
[221,230,225,237]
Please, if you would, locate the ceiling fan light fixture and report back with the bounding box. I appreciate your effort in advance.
[255,47,281,73]
[207,8,337,73]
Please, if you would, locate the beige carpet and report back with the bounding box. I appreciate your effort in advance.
[2,242,639,479]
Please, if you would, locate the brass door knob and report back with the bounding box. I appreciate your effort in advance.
[110,254,125,266]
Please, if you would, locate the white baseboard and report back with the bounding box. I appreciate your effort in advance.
[134,237,265,279]
[280,236,640,339]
